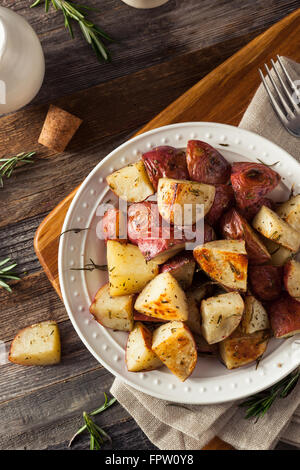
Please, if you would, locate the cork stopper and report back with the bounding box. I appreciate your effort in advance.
[38,105,82,152]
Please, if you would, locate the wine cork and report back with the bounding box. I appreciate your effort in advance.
[38,105,82,152]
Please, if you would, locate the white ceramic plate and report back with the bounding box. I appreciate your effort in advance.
[58,122,300,404]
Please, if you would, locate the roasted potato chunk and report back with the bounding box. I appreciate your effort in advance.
[277,194,300,232]
[231,162,280,214]
[142,146,189,191]
[220,208,270,265]
[106,160,154,202]
[152,321,197,381]
[219,328,269,369]
[267,293,300,338]
[241,295,270,334]
[9,321,61,366]
[126,322,163,372]
[193,240,248,292]
[284,260,300,301]
[101,208,127,242]
[248,264,282,301]
[160,252,196,289]
[252,205,300,253]
[205,184,235,227]
[107,241,158,296]
[157,177,215,225]
[201,292,244,344]
[127,201,159,245]
[186,140,231,184]
[263,238,293,267]
[134,272,188,321]
[90,283,134,331]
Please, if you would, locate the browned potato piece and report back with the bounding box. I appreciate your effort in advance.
[193,240,248,292]
[219,329,269,369]
[276,194,300,232]
[263,238,293,267]
[106,160,154,202]
[134,272,188,321]
[157,177,215,225]
[284,260,300,301]
[152,321,197,381]
[107,241,159,296]
[241,295,270,334]
[201,292,244,344]
[252,206,300,253]
[90,283,134,331]
[9,321,61,366]
[125,322,162,372]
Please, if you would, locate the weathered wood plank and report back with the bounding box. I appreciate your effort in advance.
[0,367,125,450]
[2,0,299,104]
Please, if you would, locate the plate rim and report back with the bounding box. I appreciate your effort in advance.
[58,122,300,404]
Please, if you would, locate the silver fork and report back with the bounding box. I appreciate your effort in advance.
[259,55,300,138]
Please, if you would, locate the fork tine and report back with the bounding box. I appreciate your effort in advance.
[271,59,300,114]
[264,64,294,118]
[259,69,289,125]
[277,55,300,98]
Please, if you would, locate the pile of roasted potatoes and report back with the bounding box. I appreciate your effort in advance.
[90,140,300,382]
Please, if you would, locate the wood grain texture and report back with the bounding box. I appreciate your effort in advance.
[34,8,300,297]
[1,0,299,451]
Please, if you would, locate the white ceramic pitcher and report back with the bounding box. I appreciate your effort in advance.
[0,6,45,115]
[121,0,169,8]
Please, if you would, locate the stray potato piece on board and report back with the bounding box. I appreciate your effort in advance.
[9,321,61,366]
[126,322,163,372]
[152,321,197,381]
[38,105,82,152]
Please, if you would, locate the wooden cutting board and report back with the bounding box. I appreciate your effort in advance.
[33,9,300,451]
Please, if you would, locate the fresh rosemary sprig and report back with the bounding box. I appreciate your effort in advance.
[71,258,107,272]
[0,258,20,293]
[30,0,113,62]
[69,393,116,449]
[240,367,300,422]
[0,152,35,188]
[59,227,89,237]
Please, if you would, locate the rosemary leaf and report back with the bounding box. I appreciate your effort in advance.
[30,0,113,62]
[0,152,35,188]
[69,393,116,449]
[240,367,300,421]
[0,258,20,292]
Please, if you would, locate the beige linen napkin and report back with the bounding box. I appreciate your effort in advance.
[111,58,300,450]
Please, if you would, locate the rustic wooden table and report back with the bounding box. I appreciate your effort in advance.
[0,0,299,451]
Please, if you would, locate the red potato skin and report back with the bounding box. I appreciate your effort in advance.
[186,140,231,184]
[127,202,160,245]
[240,197,276,222]
[133,313,166,323]
[205,184,235,227]
[220,208,271,264]
[142,146,189,191]
[283,261,300,300]
[101,208,127,242]
[267,293,300,338]
[248,265,282,301]
[160,252,194,273]
[231,162,280,217]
